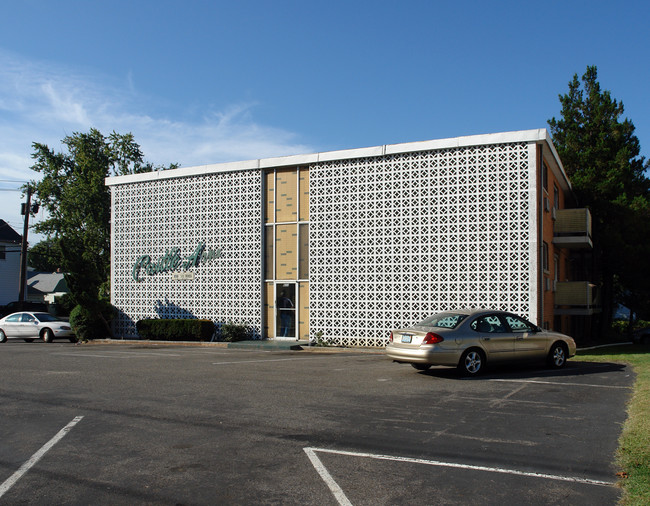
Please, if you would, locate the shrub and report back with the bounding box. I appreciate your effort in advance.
[136,319,215,342]
[311,330,333,347]
[219,321,248,342]
[70,303,114,341]
[611,319,650,338]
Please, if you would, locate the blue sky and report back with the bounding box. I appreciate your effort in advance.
[1,0,649,241]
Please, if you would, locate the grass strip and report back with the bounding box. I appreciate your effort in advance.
[575,345,650,505]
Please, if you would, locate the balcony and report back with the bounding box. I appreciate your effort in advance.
[554,281,601,315]
[553,208,593,249]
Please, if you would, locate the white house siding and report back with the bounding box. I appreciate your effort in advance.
[110,170,262,338]
[0,242,20,305]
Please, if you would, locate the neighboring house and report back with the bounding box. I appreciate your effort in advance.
[106,129,597,344]
[0,219,22,306]
[27,270,69,304]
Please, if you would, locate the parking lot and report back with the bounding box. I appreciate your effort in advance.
[0,341,633,504]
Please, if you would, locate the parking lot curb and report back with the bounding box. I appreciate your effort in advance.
[82,339,385,353]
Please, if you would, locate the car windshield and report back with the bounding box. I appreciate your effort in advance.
[33,313,59,322]
[417,313,468,329]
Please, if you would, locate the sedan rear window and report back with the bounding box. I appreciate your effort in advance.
[418,313,468,329]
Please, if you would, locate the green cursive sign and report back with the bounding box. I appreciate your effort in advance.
[132,242,222,281]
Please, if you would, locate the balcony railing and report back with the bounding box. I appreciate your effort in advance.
[553,208,593,249]
[554,281,601,315]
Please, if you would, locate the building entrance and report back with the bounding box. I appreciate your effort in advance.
[263,167,310,340]
[276,283,296,338]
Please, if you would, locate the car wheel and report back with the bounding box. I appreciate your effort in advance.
[0,329,6,343]
[458,349,484,376]
[24,339,35,343]
[411,363,431,371]
[547,342,568,368]
[42,329,54,343]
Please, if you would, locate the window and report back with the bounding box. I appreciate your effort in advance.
[542,242,549,272]
[263,167,310,340]
[418,313,467,329]
[264,168,310,282]
[299,223,309,280]
[264,227,274,280]
[542,161,549,191]
[553,184,560,210]
[0,245,5,260]
[471,315,507,333]
[503,314,535,333]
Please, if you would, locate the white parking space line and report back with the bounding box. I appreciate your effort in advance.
[53,353,145,359]
[213,357,316,365]
[304,448,353,506]
[304,447,616,505]
[54,351,183,358]
[488,378,632,389]
[93,350,183,357]
[0,416,84,499]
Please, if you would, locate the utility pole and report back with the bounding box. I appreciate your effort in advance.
[18,185,32,302]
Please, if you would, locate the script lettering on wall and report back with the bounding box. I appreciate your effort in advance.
[132,242,222,281]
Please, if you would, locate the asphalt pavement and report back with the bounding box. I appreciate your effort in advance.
[0,341,633,505]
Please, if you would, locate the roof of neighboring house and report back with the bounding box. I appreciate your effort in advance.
[0,219,22,244]
[27,271,68,294]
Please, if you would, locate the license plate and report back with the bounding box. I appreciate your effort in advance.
[401,334,412,343]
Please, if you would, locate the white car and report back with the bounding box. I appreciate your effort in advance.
[0,312,76,343]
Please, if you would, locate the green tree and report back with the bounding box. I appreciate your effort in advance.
[29,129,176,338]
[548,66,650,334]
[27,239,63,272]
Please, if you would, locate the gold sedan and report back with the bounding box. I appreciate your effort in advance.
[385,309,576,376]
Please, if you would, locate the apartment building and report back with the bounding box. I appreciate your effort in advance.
[106,129,597,345]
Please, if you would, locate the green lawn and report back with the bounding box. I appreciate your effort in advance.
[575,345,650,505]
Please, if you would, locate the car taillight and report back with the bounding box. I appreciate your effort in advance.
[389,331,393,343]
[422,332,444,344]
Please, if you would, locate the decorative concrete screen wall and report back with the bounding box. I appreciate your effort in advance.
[108,132,542,345]
[309,141,537,347]
[110,170,262,338]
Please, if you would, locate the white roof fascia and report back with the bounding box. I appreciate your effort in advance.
[106,158,261,186]
[539,131,572,193]
[106,129,559,187]
[384,128,549,155]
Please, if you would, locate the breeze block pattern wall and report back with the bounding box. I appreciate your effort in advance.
[110,170,262,338]
[309,142,538,347]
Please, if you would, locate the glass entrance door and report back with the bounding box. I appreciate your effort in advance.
[276,283,296,338]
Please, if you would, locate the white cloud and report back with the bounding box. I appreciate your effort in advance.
[0,49,313,243]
